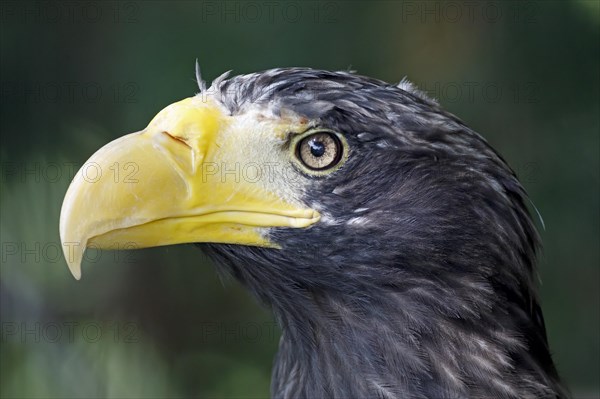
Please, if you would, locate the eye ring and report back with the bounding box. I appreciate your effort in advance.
[290,129,349,176]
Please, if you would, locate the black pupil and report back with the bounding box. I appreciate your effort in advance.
[308,139,326,157]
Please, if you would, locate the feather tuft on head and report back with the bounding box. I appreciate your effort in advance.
[397,77,438,105]
[195,59,207,93]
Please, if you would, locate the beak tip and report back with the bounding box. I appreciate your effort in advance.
[71,269,82,281]
[67,261,82,280]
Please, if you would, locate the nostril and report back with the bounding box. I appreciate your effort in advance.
[162,131,192,149]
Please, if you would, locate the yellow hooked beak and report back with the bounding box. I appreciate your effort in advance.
[60,97,320,279]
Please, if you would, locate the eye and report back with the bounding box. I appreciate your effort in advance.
[295,131,345,172]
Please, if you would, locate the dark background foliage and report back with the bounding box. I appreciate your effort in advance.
[1,1,598,397]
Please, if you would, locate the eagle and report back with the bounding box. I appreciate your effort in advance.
[60,67,568,399]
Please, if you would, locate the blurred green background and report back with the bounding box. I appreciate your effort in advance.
[1,1,598,398]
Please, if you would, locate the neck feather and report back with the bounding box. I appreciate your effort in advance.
[270,276,564,399]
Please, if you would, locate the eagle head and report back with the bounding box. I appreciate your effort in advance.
[60,67,567,399]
